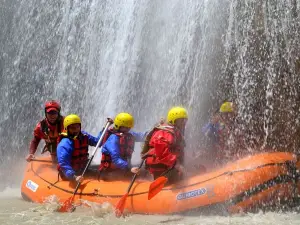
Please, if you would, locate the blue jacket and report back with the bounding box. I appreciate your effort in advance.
[202,122,224,144]
[100,130,147,170]
[57,131,99,179]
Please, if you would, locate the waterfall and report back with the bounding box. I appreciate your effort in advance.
[223,0,300,153]
[0,0,300,188]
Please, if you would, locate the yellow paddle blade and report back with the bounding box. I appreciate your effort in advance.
[115,193,128,217]
[148,177,168,200]
[58,196,75,213]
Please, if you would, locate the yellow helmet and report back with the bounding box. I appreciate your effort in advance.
[114,112,134,129]
[64,114,81,129]
[219,102,233,113]
[167,107,188,125]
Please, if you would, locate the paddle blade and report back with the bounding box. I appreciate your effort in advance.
[115,193,128,217]
[58,197,75,213]
[148,177,168,200]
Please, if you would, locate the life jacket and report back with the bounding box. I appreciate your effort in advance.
[214,121,234,160]
[57,132,89,172]
[144,123,185,173]
[99,128,135,171]
[40,116,64,155]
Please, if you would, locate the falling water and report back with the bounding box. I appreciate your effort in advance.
[1,0,300,223]
[0,0,230,185]
[222,0,300,153]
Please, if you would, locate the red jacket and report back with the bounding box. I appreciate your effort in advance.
[29,116,64,155]
[145,124,185,173]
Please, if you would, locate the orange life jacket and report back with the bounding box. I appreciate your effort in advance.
[99,128,135,171]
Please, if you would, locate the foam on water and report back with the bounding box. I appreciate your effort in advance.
[1,194,300,225]
[0,187,300,224]
[0,187,20,198]
[1,0,300,224]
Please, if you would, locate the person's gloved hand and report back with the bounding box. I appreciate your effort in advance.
[26,154,34,162]
[74,175,84,183]
[130,167,141,175]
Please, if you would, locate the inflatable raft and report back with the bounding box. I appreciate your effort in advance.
[21,152,300,214]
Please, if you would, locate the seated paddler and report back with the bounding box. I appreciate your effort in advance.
[56,114,99,183]
[98,112,147,175]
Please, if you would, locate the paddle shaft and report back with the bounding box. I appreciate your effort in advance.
[126,159,145,193]
[115,157,146,217]
[71,119,113,198]
[30,159,53,163]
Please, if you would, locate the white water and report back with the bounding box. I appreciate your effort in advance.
[1,0,300,224]
[1,188,300,225]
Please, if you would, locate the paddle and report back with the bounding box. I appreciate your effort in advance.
[115,159,145,217]
[148,176,168,200]
[30,159,53,163]
[148,164,188,200]
[58,118,113,213]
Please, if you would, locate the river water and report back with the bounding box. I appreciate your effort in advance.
[1,0,300,224]
[2,187,300,225]
[1,160,300,225]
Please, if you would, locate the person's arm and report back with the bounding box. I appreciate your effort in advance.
[81,131,99,147]
[29,136,41,155]
[26,123,44,161]
[57,139,75,180]
[202,122,213,136]
[103,135,128,169]
[129,130,148,142]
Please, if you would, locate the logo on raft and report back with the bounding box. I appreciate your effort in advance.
[26,180,39,192]
[176,188,207,200]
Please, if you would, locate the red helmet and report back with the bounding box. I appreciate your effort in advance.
[45,100,61,113]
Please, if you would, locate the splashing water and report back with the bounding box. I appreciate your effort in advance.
[0,0,231,186]
[1,0,300,223]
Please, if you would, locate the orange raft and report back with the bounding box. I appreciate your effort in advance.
[21,152,300,214]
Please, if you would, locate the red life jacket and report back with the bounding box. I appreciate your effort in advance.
[40,116,64,155]
[144,124,185,173]
[57,133,89,171]
[99,128,135,171]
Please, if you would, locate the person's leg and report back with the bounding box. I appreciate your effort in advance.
[51,154,57,164]
[152,168,183,184]
[163,168,182,184]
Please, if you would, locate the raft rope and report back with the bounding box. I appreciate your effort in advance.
[29,159,299,199]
